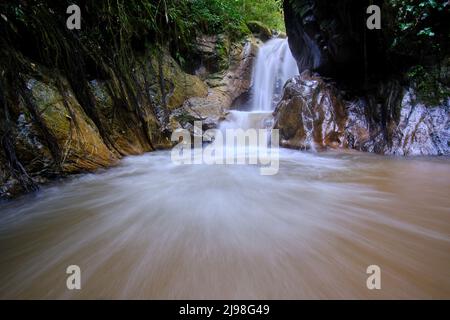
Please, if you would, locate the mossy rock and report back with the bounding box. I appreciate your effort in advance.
[407,64,450,106]
[246,21,273,41]
[194,34,231,73]
[149,50,208,110]
[28,78,117,173]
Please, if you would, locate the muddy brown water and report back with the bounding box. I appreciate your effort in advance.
[0,149,449,299]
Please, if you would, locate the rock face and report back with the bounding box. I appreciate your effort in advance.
[193,34,231,75]
[274,72,450,155]
[346,91,450,155]
[0,36,259,199]
[151,50,209,111]
[0,73,119,199]
[281,0,449,155]
[283,0,387,87]
[27,78,117,172]
[170,35,260,132]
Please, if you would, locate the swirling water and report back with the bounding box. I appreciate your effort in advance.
[0,149,449,299]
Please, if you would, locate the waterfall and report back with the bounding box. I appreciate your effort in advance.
[215,37,298,159]
[220,38,298,132]
[250,38,299,112]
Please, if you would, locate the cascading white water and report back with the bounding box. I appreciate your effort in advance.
[219,110,274,131]
[220,38,298,133]
[217,37,299,155]
[250,38,299,112]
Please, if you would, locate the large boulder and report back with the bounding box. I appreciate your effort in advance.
[274,71,346,150]
[0,73,119,198]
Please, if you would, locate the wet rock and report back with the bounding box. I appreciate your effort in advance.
[0,74,121,198]
[27,78,118,172]
[89,80,159,155]
[13,111,54,174]
[274,72,450,155]
[171,36,260,131]
[346,90,450,155]
[274,71,347,150]
[390,94,449,155]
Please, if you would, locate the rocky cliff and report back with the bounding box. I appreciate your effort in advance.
[278,0,449,155]
[0,35,259,199]
[283,0,388,88]
[275,71,449,155]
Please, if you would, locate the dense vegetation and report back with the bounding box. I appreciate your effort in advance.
[1,0,447,105]
[387,0,450,104]
[286,0,449,104]
[0,0,284,70]
[0,0,284,125]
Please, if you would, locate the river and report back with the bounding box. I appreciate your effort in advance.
[0,148,449,298]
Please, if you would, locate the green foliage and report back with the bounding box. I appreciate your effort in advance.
[0,0,286,93]
[407,65,450,105]
[188,0,284,38]
[387,1,450,104]
[238,0,285,31]
[188,0,243,38]
[1,0,284,59]
[388,0,449,55]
